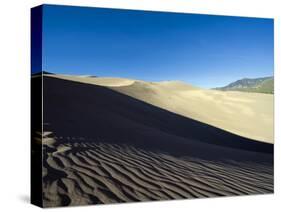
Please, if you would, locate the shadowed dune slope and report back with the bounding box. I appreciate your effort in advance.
[47,74,274,143]
[40,76,273,207]
[42,76,272,156]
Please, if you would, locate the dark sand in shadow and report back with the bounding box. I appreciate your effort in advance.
[38,76,273,207]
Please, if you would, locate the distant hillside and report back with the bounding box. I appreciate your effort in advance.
[32,71,55,76]
[214,76,274,94]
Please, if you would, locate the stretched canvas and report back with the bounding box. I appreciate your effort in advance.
[31,4,274,208]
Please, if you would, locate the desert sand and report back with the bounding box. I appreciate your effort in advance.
[48,74,274,143]
[42,131,273,207]
[39,75,273,207]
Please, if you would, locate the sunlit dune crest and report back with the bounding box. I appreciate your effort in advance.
[47,74,274,143]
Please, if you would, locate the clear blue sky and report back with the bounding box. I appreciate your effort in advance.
[41,4,274,88]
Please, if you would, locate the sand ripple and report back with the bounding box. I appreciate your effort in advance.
[42,133,273,207]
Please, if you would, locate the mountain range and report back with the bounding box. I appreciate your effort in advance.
[214,76,274,94]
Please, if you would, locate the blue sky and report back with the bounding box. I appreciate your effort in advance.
[41,4,274,88]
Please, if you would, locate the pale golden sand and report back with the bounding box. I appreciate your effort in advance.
[48,74,274,143]
[48,74,135,87]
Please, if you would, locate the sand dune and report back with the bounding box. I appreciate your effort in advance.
[46,74,274,143]
[47,74,136,87]
[40,75,273,207]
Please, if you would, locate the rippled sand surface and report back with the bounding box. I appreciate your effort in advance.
[42,133,273,207]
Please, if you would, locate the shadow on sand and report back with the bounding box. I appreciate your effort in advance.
[41,76,273,163]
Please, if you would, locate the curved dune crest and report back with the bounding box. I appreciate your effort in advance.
[46,74,136,87]
[46,74,273,143]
